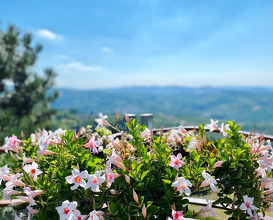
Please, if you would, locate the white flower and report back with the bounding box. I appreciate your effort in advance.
[3,135,20,152]
[200,170,217,192]
[56,200,77,220]
[5,173,24,187]
[239,195,258,217]
[85,171,105,192]
[220,123,230,137]
[23,161,43,181]
[198,197,217,217]
[171,177,192,196]
[206,119,219,132]
[17,187,42,207]
[22,153,34,165]
[65,168,88,190]
[169,153,185,171]
[187,137,199,151]
[87,210,104,220]
[140,128,152,139]
[95,113,110,128]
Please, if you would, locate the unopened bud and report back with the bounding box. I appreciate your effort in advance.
[125,175,130,185]
[142,204,147,218]
[133,189,139,205]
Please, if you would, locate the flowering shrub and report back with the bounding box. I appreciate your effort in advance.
[1,115,273,219]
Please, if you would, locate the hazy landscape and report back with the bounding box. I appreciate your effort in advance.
[52,86,273,134]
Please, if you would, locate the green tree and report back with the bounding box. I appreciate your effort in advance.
[0,23,58,142]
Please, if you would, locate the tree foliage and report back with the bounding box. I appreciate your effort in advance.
[0,23,58,142]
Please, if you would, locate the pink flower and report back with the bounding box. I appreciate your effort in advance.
[5,173,24,187]
[140,128,152,139]
[239,195,258,217]
[88,210,104,220]
[23,161,43,181]
[172,177,192,196]
[85,171,105,192]
[200,171,217,192]
[169,153,185,171]
[65,168,88,190]
[212,160,225,168]
[172,210,184,220]
[17,187,43,206]
[3,135,20,152]
[187,137,199,151]
[198,197,217,217]
[206,119,219,132]
[105,167,120,188]
[178,126,188,134]
[85,136,100,154]
[56,200,78,220]
[23,153,34,164]
[95,113,111,127]
[74,209,87,220]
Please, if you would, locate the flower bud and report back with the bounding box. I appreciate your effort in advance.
[125,175,131,185]
[142,204,147,218]
[133,189,139,205]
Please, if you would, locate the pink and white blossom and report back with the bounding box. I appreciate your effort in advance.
[5,173,24,187]
[140,128,151,139]
[206,119,219,132]
[17,187,42,206]
[198,197,217,218]
[3,135,20,152]
[23,153,34,165]
[85,171,105,192]
[23,161,43,181]
[169,153,185,171]
[212,160,225,168]
[200,170,217,192]
[239,195,258,217]
[220,123,230,137]
[65,168,88,190]
[88,210,104,220]
[105,167,120,188]
[187,137,199,151]
[85,136,100,154]
[56,200,78,220]
[172,210,184,220]
[95,113,110,128]
[172,177,192,196]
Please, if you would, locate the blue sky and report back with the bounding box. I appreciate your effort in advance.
[1,0,273,89]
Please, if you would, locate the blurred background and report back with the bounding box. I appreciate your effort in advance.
[1,0,273,143]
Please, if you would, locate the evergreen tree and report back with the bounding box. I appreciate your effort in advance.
[0,23,58,142]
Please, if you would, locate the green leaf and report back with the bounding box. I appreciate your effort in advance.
[162,179,172,184]
[141,170,150,181]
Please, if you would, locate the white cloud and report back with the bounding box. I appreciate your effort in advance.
[36,29,63,40]
[101,46,111,53]
[58,62,101,72]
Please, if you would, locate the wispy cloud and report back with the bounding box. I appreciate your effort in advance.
[36,29,63,40]
[101,46,111,53]
[58,62,101,73]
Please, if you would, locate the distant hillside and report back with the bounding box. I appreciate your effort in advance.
[51,86,273,124]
